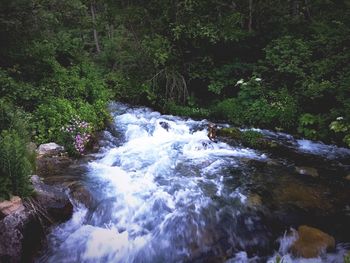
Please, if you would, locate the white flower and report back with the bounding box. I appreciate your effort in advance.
[255,78,262,81]
[336,116,344,120]
[236,79,244,85]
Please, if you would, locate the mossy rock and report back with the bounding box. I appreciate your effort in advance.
[291,225,335,258]
[241,130,264,148]
[217,127,242,140]
[344,251,350,263]
[217,128,281,151]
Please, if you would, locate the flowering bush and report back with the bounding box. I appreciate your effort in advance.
[61,117,92,155]
[329,117,350,147]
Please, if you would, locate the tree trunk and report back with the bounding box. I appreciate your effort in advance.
[248,0,253,32]
[304,0,311,20]
[90,1,101,53]
[292,0,299,18]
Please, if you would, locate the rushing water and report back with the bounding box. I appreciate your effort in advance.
[38,103,350,263]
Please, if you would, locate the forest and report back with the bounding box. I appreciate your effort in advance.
[0,0,349,198]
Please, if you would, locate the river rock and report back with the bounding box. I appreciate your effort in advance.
[0,176,73,262]
[36,142,64,157]
[247,193,262,207]
[30,175,73,222]
[267,159,280,166]
[159,121,170,131]
[36,155,73,178]
[71,185,95,208]
[290,225,335,258]
[273,182,332,211]
[217,127,242,140]
[295,166,319,177]
[0,207,39,263]
[0,196,24,219]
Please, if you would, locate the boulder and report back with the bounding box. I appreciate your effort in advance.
[0,208,38,263]
[295,166,319,177]
[36,155,73,178]
[273,182,332,211]
[30,175,73,222]
[0,196,24,219]
[159,121,170,131]
[71,185,95,208]
[290,225,335,258]
[247,193,262,207]
[344,251,350,262]
[217,127,242,140]
[0,176,73,262]
[36,143,64,157]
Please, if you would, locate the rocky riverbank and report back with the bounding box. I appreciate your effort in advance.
[0,143,77,263]
[0,175,73,263]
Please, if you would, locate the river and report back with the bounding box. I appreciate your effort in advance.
[37,102,350,263]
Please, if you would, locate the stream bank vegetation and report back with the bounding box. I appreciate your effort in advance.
[1,0,350,199]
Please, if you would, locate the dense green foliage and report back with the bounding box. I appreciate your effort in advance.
[77,0,349,146]
[0,0,111,198]
[0,100,34,200]
[1,0,350,198]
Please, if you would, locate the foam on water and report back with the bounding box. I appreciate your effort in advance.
[38,103,350,263]
[39,104,268,262]
[297,139,350,159]
[243,127,350,160]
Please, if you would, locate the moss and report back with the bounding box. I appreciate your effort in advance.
[241,130,264,147]
[217,127,242,140]
[217,127,282,151]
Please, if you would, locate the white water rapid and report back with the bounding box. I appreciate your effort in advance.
[37,103,350,263]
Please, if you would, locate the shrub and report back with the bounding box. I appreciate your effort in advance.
[329,117,350,147]
[165,101,210,119]
[210,98,243,124]
[298,113,329,140]
[214,78,298,130]
[0,130,33,200]
[34,98,77,144]
[241,130,264,147]
[264,36,311,78]
[60,117,93,156]
[33,98,110,153]
[0,99,31,135]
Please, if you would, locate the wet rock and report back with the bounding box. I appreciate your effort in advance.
[30,175,73,222]
[273,182,332,212]
[0,176,73,262]
[207,123,217,142]
[295,166,319,177]
[266,159,280,166]
[247,193,262,207]
[71,185,95,208]
[240,158,268,169]
[0,207,39,263]
[290,225,335,258]
[36,142,64,157]
[344,251,350,262]
[199,141,214,150]
[0,196,24,219]
[159,121,170,131]
[217,128,281,151]
[217,127,242,140]
[36,155,73,178]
